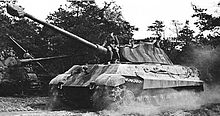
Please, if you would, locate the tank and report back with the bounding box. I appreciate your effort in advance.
[0,51,43,96]
[0,33,69,96]
[6,4,204,109]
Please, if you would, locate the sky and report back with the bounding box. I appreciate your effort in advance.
[17,0,220,39]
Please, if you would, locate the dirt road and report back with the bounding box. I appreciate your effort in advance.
[0,95,220,116]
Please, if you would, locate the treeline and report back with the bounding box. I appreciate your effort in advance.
[145,4,220,83]
[0,1,137,74]
[1,1,220,83]
[129,3,220,84]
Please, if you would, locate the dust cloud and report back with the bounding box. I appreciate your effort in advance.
[98,86,220,116]
[185,45,220,83]
[98,45,220,116]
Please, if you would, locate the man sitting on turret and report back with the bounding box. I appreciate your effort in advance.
[102,32,120,63]
[153,36,162,48]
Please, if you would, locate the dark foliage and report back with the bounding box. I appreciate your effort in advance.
[147,20,165,37]
[0,1,138,75]
[41,1,137,72]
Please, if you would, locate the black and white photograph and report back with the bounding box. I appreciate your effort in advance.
[0,0,220,115]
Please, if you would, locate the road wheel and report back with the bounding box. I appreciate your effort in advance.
[110,87,135,109]
[92,85,135,110]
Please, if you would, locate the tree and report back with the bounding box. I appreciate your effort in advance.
[192,4,220,31]
[42,1,138,67]
[1,1,51,55]
[0,2,54,75]
[147,20,165,37]
[178,20,195,45]
[192,4,220,47]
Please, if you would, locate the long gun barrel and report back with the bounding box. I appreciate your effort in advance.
[7,34,27,53]
[6,4,108,54]
[6,34,50,73]
[20,55,70,63]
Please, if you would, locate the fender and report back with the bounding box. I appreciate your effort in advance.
[49,73,70,85]
[94,74,125,87]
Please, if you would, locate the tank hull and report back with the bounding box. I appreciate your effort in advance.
[49,63,203,88]
[48,61,204,110]
[49,63,204,109]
